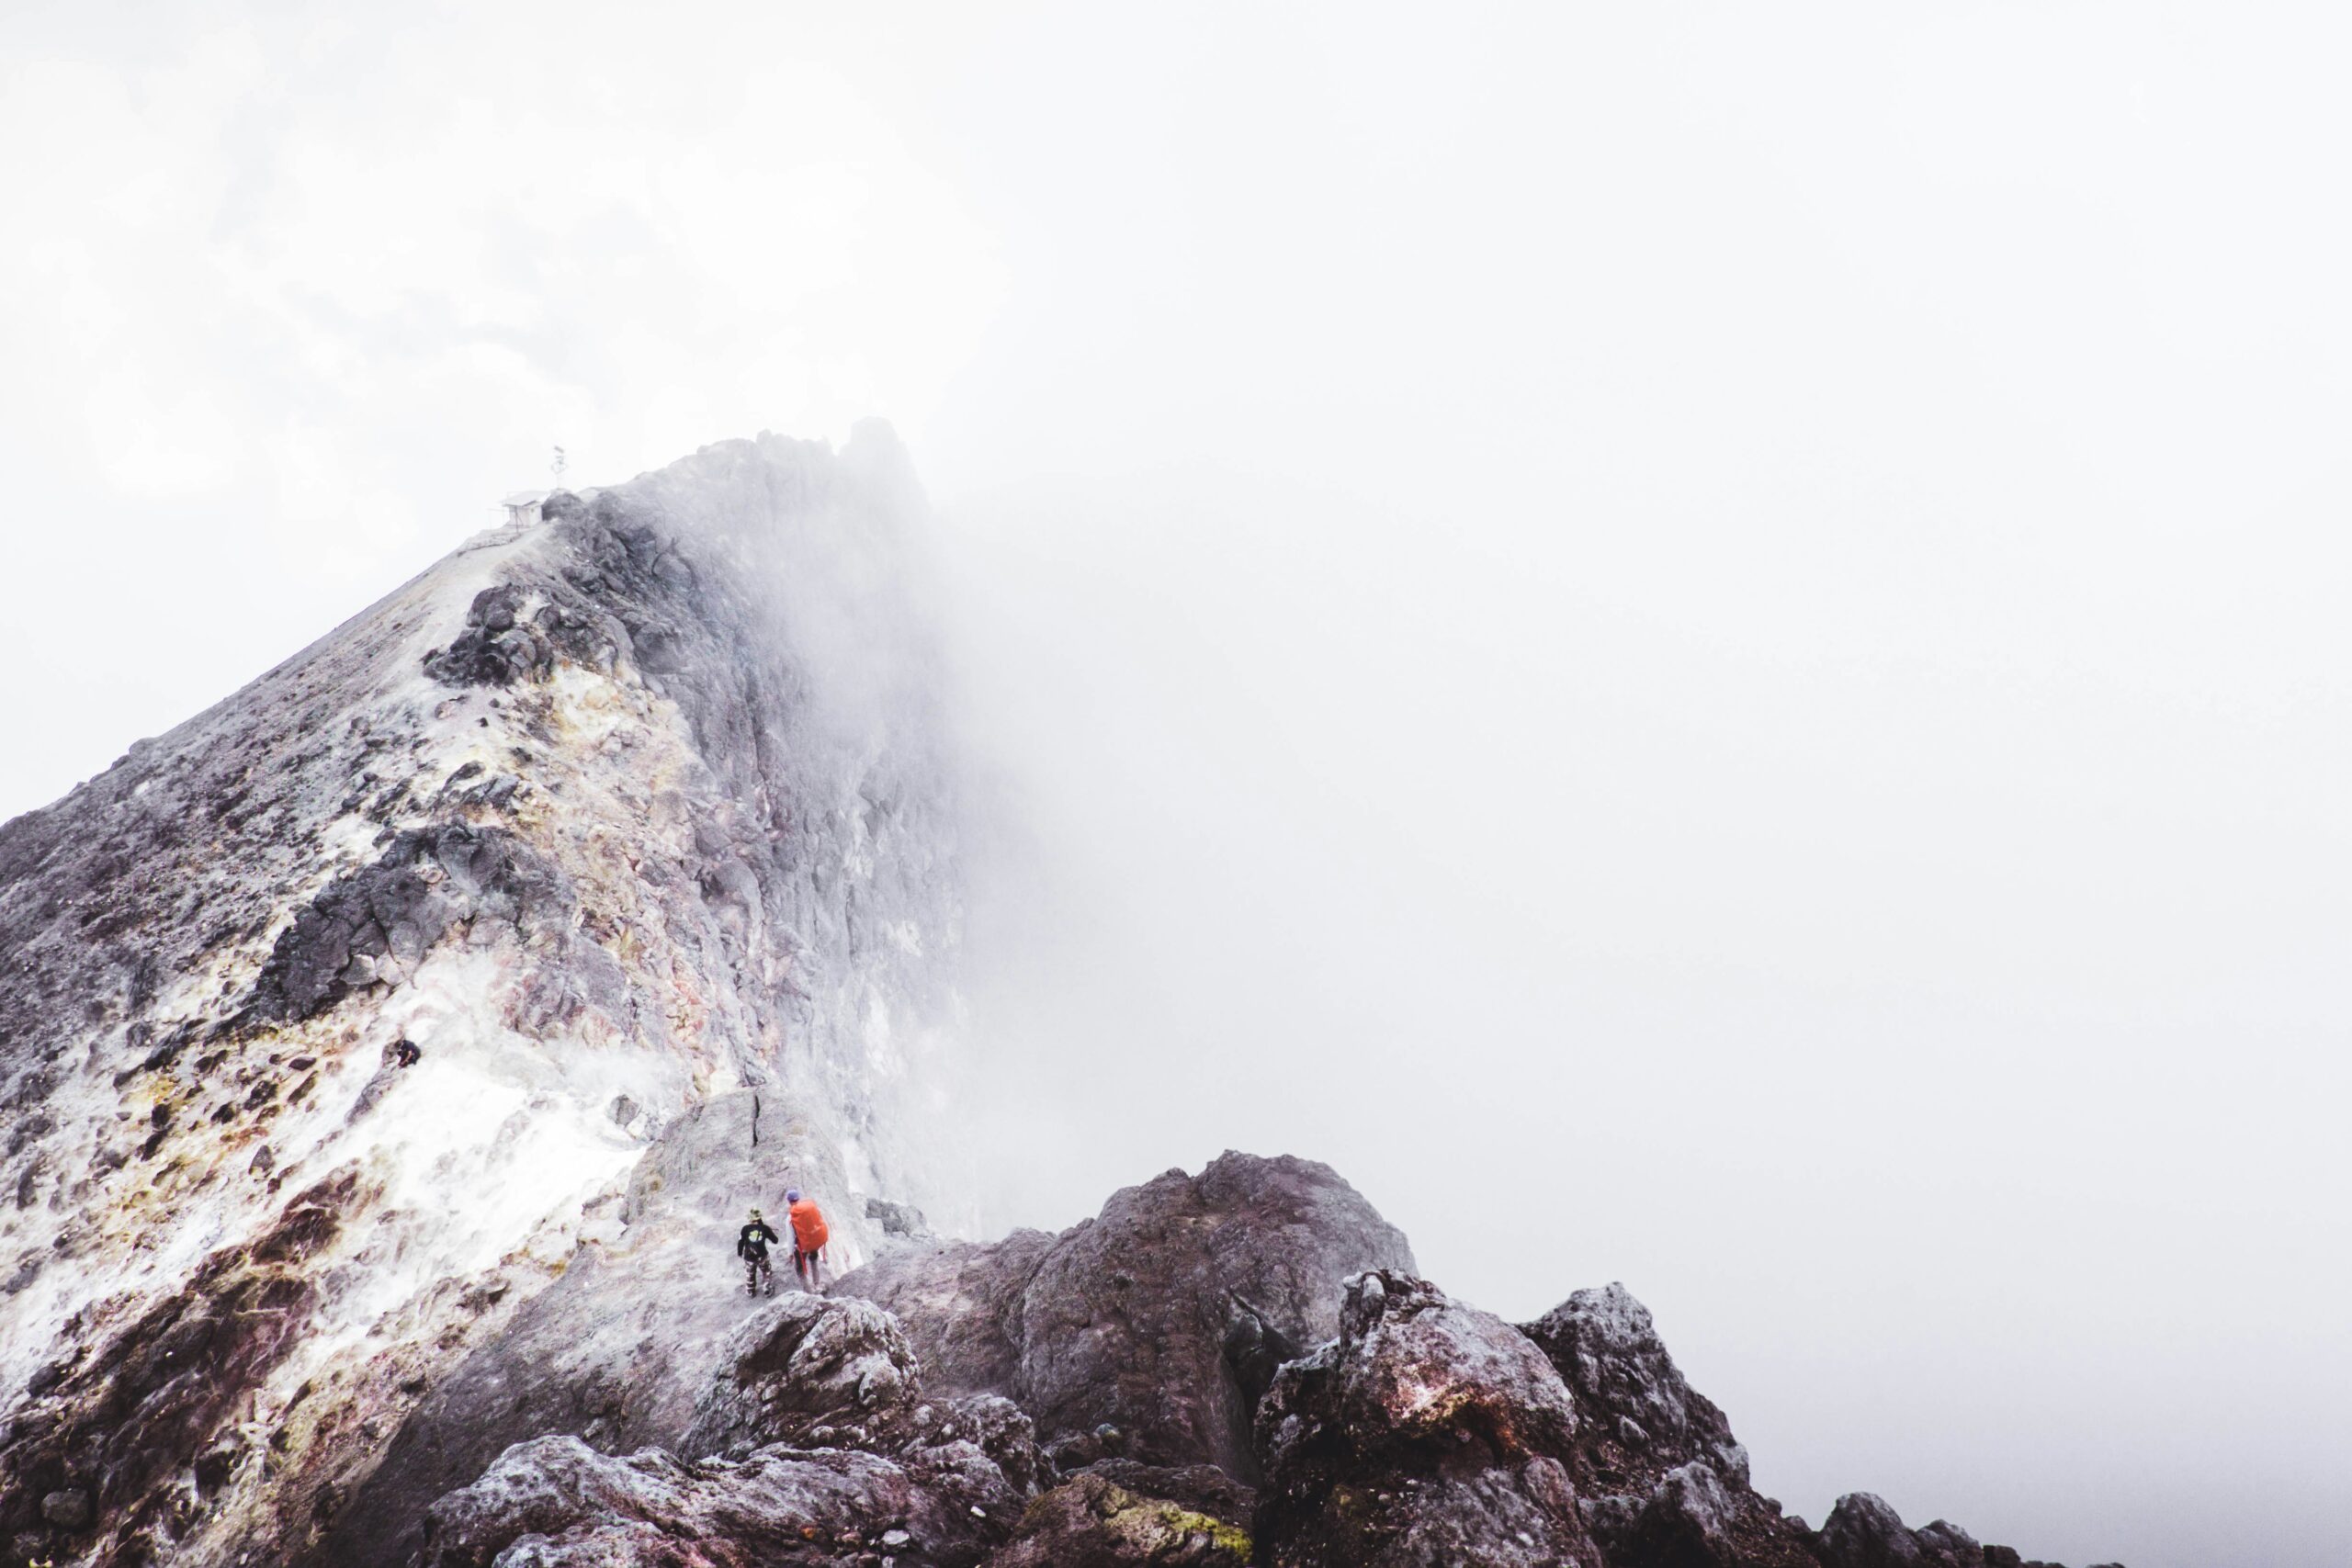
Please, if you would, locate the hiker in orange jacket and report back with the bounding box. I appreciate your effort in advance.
[786,1188,830,1290]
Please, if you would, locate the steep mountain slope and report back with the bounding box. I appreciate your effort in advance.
[0,428,967,1565]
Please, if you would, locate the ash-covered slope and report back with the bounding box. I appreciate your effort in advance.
[0,427,969,1565]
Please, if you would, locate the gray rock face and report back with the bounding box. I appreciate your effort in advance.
[833,1152,1414,1481]
[1253,1270,1605,1568]
[1523,1283,1815,1568]
[412,1269,1046,1567]
[830,1231,1057,1401]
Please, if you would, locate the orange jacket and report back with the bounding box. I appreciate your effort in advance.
[787,1197,830,1253]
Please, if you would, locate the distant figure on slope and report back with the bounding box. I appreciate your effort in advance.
[737,1207,781,1297]
[786,1188,830,1291]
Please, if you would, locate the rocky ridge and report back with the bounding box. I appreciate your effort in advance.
[380,1151,2119,1568]
[0,430,2125,1568]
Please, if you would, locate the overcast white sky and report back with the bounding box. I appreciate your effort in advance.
[4,6,2347,1565]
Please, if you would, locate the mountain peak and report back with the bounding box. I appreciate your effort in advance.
[0,437,967,1565]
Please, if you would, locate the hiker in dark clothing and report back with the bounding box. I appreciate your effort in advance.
[737,1208,782,1296]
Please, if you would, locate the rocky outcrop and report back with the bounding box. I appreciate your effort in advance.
[1523,1284,1753,1498]
[232,822,576,1030]
[397,1158,2124,1568]
[388,1143,2134,1568]
[983,1473,1251,1568]
[415,1293,1044,1568]
[1815,1493,2088,1568]
[831,1152,1414,1479]
[1523,1282,1815,1568]
[679,1292,925,1459]
[1253,1269,1606,1568]
[418,1432,1026,1568]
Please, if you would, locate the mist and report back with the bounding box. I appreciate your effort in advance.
[5,6,2348,1566]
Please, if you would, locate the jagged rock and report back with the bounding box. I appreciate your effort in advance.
[1818,1494,1936,1567]
[680,1292,924,1458]
[1815,1494,2094,1568]
[1604,1461,1744,1568]
[422,584,576,688]
[919,1395,1046,1499]
[1917,1520,1986,1566]
[419,1430,1025,1568]
[1521,1283,1754,1496]
[835,1152,1414,1479]
[983,1473,1250,1568]
[233,822,576,1028]
[1523,1282,1819,1568]
[1253,1269,1605,1568]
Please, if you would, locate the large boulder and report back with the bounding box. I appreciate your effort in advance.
[1253,1270,1605,1568]
[1603,1461,1770,1568]
[1521,1283,1752,1496]
[833,1151,1414,1479]
[680,1292,924,1458]
[1816,1493,1939,1568]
